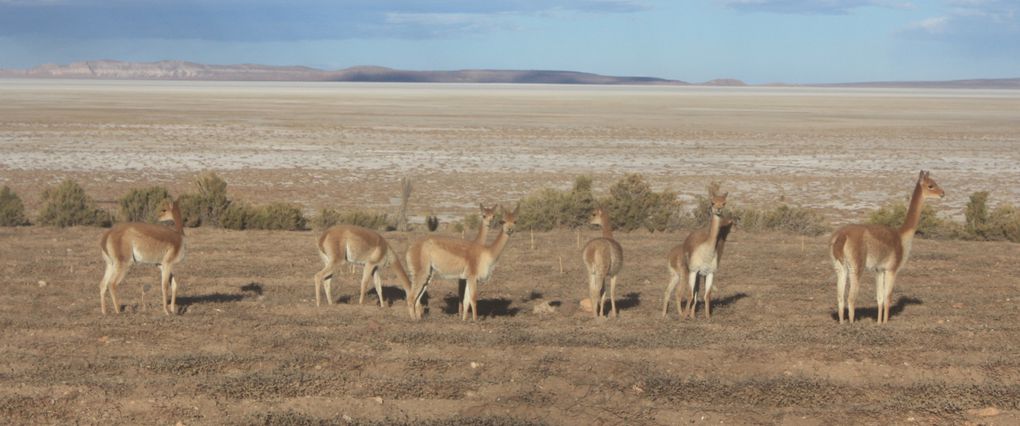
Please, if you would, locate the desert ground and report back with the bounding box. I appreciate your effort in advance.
[1,80,1019,424]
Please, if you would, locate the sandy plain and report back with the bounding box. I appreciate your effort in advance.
[1,80,1019,424]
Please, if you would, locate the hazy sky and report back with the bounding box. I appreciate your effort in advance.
[0,0,1017,83]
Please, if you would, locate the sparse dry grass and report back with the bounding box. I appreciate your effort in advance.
[1,226,1018,424]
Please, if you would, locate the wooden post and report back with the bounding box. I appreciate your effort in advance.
[530,230,535,250]
[559,256,564,274]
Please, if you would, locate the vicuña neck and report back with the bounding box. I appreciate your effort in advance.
[171,206,184,235]
[487,228,512,261]
[389,249,413,292]
[899,182,925,237]
[600,217,614,239]
[708,213,722,243]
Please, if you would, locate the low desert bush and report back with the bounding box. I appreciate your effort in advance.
[250,202,307,231]
[221,202,307,231]
[0,186,31,226]
[965,191,1020,242]
[341,210,390,230]
[733,204,829,236]
[178,172,231,227]
[312,208,389,231]
[36,179,112,227]
[311,208,343,230]
[517,175,597,231]
[219,202,257,230]
[599,174,679,232]
[118,186,171,223]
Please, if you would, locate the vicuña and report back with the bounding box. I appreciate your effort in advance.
[830,170,945,324]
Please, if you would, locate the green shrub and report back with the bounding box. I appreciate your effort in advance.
[176,193,205,228]
[965,191,990,237]
[249,202,307,231]
[340,210,389,230]
[36,179,112,227]
[179,172,231,227]
[985,203,1020,242]
[599,174,678,232]
[118,186,171,223]
[734,204,828,236]
[0,186,31,226]
[516,175,597,231]
[867,200,947,238]
[220,202,257,230]
[463,213,482,232]
[311,208,343,230]
[311,208,388,231]
[517,188,569,231]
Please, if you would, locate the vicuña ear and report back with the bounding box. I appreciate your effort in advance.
[512,203,520,216]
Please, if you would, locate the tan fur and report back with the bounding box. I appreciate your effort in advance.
[830,170,945,324]
[582,207,623,319]
[98,199,184,315]
[407,205,518,321]
[314,224,412,308]
[473,204,496,245]
[662,191,729,319]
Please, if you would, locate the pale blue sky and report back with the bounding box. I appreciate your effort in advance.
[0,0,1017,83]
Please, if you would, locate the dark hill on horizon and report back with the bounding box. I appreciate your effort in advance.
[0,60,686,85]
[1,60,1017,89]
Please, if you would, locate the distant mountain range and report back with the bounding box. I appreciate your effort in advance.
[0,60,688,85]
[1,60,1017,89]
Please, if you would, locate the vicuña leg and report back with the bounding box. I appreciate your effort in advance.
[662,271,680,318]
[703,273,715,319]
[588,272,602,319]
[883,271,897,324]
[834,261,848,323]
[847,268,861,324]
[169,273,179,315]
[358,263,374,305]
[99,260,115,314]
[608,275,618,318]
[684,271,697,319]
[313,262,336,307]
[107,263,130,314]
[372,266,385,307]
[160,264,173,315]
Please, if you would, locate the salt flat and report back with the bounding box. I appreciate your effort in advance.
[2,79,1018,221]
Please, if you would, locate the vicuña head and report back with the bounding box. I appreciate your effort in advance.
[500,204,518,235]
[708,190,728,217]
[589,207,608,226]
[918,170,945,200]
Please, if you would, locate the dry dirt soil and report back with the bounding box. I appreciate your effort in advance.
[2,227,1019,425]
[1,81,1020,425]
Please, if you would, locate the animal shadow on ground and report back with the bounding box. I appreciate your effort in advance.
[710,292,749,313]
[175,282,260,313]
[442,295,521,317]
[829,296,923,322]
[335,285,407,305]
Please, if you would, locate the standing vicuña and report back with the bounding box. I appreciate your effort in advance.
[831,170,945,324]
[407,205,518,321]
[314,224,412,308]
[582,207,623,319]
[99,199,184,315]
[662,190,728,319]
